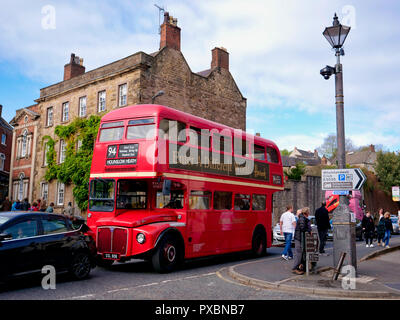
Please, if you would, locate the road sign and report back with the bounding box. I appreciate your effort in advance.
[392,186,400,202]
[322,168,367,191]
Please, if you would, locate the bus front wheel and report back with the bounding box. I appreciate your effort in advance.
[152,234,181,273]
[251,228,266,257]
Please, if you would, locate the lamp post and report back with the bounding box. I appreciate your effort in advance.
[321,14,357,272]
[152,90,165,104]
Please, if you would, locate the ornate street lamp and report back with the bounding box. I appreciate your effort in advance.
[323,13,351,49]
[320,14,356,273]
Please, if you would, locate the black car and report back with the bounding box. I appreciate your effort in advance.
[0,212,96,283]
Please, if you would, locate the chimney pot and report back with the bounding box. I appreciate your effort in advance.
[211,47,229,70]
[369,144,375,152]
[64,53,85,81]
[160,12,181,51]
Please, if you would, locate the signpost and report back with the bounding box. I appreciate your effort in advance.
[322,168,367,191]
[305,231,319,276]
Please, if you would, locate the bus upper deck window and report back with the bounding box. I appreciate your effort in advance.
[127,118,156,140]
[159,119,186,142]
[253,145,266,161]
[99,121,124,142]
[267,147,279,163]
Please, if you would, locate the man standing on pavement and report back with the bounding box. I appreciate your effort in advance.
[280,205,296,260]
[292,207,312,275]
[315,202,330,254]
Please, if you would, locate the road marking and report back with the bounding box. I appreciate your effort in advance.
[68,272,217,299]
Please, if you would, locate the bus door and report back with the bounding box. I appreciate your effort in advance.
[187,190,213,257]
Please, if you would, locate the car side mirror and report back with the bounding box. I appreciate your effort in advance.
[0,233,12,242]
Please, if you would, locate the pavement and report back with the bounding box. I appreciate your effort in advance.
[227,236,400,299]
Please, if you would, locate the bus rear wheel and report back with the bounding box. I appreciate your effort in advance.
[251,229,266,257]
[152,234,181,273]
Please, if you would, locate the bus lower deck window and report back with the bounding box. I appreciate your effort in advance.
[213,191,232,210]
[252,194,266,211]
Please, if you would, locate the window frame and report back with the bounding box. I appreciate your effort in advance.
[1,133,6,145]
[62,102,69,122]
[59,139,67,164]
[98,90,106,112]
[118,83,127,107]
[56,182,65,206]
[46,107,53,127]
[79,96,87,118]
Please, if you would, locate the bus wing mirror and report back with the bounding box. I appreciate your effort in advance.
[162,179,171,196]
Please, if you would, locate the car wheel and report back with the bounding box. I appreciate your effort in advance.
[152,234,182,273]
[251,228,266,257]
[70,252,92,280]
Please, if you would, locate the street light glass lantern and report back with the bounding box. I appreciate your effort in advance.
[323,13,351,49]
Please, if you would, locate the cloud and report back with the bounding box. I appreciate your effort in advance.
[1,0,400,152]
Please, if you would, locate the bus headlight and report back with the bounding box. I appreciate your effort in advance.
[136,233,146,244]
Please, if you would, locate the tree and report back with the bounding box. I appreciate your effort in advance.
[280,149,291,156]
[43,115,101,210]
[284,162,306,181]
[317,134,356,158]
[374,151,400,194]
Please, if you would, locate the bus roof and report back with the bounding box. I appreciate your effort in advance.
[102,104,279,150]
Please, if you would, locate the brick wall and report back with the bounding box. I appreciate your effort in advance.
[272,176,324,225]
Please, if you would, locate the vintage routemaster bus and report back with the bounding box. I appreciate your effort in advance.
[87,105,283,272]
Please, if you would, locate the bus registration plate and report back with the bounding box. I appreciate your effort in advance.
[103,253,120,260]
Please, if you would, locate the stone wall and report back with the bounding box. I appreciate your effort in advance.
[272,176,324,225]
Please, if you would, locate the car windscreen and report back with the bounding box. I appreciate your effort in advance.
[0,216,11,226]
[89,179,115,212]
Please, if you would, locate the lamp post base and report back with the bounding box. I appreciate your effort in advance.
[332,198,357,275]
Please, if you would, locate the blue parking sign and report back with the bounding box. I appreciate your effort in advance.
[338,174,345,181]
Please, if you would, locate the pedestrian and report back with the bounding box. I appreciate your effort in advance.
[382,212,394,248]
[376,209,385,246]
[11,200,21,211]
[29,202,39,211]
[1,197,11,211]
[21,198,30,211]
[280,205,296,261]
[292,207,312,275]
[315,202,330,254]
[295,209,301,222]
[362,211,375,247]
[63,202,74,219]
[40,198,47,212]
[46,202,54,213]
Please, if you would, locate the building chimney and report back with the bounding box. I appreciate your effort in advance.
[160,12,181,51]
[314,149,319,158]
[369,144,375,152]
[256,132,260,137]
[0,105,2,118]
[64,53,85,81]
[211,47,229,70]
[321,156,328,165]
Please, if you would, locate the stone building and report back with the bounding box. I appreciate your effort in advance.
[0,105,13,202]
[11,12,247,213]
[9,105,40,203]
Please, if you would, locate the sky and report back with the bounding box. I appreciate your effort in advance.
[1,0,400,153]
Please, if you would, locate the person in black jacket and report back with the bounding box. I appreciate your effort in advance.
[315,202,330,254]
[292,207,312,275]
[362,211,375,247]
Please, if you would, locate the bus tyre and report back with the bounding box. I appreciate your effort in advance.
[252,229,266,257]
[69,252,92,280]
[152,234,181,273]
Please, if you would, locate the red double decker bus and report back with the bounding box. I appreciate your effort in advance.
[87,105,283,272]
